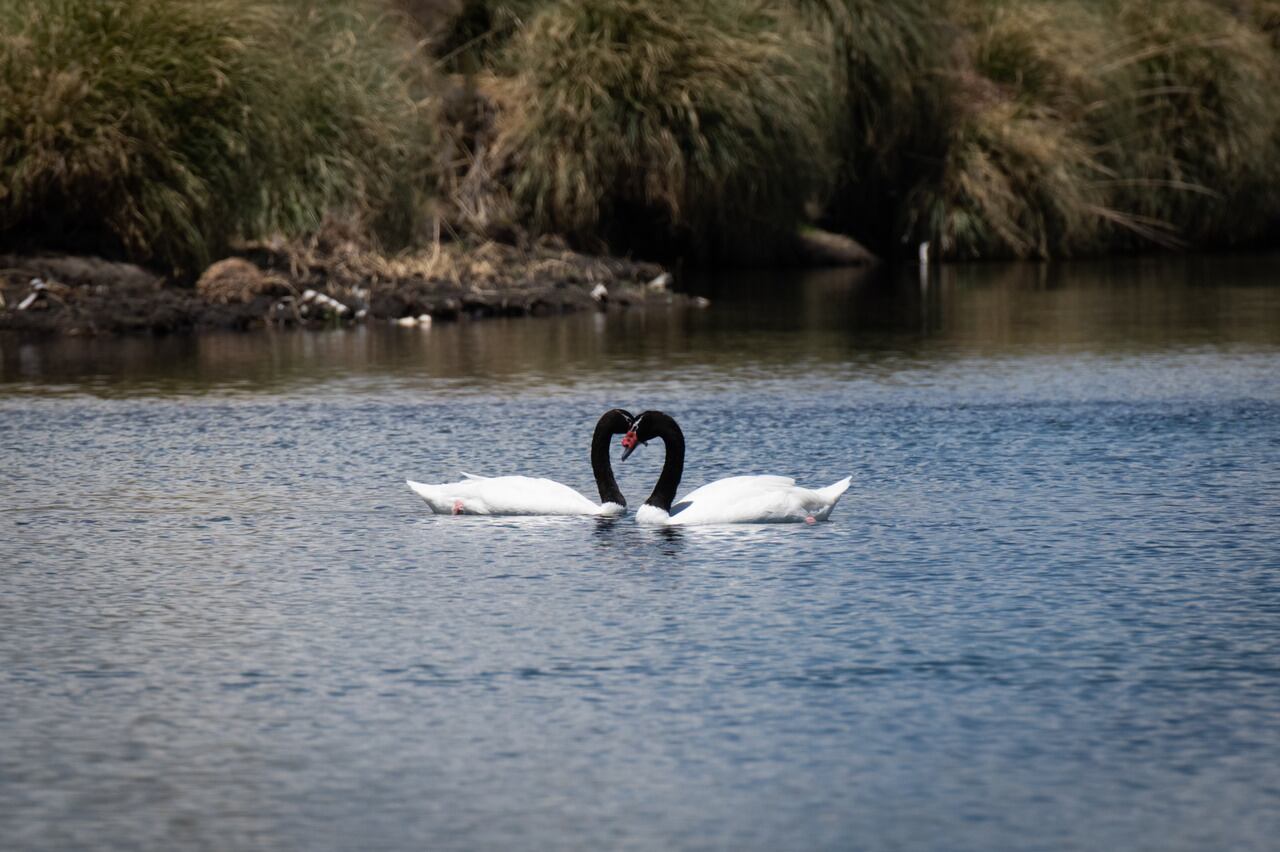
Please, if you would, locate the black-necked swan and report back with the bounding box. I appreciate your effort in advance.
[406,408,633,516]
[620,410,850,525]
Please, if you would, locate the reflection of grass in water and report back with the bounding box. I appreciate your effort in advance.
[3,260,1277,397]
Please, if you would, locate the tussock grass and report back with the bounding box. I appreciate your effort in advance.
[1096,0,1280,246]
[801,0,941,163]
[1241,0,1280,50]
[496,0,839,260]
[4,0,1279,272]
[798,0,948,250]
[897,0,1280,258]
[0,0,436,273]
[433,0,547,70]
[968,1,1106,115]
[905,96,1114,259]
[905,1,1120,258]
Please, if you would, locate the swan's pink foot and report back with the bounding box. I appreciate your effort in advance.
[805,515,817,525]
[452,500,465,515]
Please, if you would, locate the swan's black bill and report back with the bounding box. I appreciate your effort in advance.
[620,430,639,461]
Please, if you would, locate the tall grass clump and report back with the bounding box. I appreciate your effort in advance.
[497,0,839,260]
[432,0,548,70]
[905,97,1117,259]
[834,0,1280,259]
[0,0,436,273]
[895,0,1280,259]
[901,1,1131,259]
[274,0,439,247]
[797,0,950,252]
[1240,0,1280,50]
[1096,0,1280,246]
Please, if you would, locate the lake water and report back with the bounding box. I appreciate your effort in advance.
[2,256,1279,851]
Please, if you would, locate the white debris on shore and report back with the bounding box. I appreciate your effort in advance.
[646,272,672,292]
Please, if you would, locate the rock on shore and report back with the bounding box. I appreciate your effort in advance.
[0,238,692,336]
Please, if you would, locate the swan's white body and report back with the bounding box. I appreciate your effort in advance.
[406,473,624,517]
[636,475,852,526]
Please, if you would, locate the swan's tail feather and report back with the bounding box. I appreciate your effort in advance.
[817,476,852,504]
[406,480,446,513]
[810,476,852,521]
[460,471,486,480]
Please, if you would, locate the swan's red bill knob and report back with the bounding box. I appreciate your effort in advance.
[620,430,639,461]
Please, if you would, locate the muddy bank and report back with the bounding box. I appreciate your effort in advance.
[0,238,698,336]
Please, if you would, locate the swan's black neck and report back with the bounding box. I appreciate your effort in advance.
[636,411,684,511]
[591,409,632,506]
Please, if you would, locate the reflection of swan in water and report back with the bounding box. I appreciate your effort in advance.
[590,520,685,565]
[407,409,633,516]
[621,410,851,526]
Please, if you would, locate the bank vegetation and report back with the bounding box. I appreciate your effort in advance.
[2,0,1279,280]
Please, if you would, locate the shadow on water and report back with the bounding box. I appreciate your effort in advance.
[689,252,1280,347]
[1,253,1278,397]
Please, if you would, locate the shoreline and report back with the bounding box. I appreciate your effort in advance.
[0,226,875,338]
[0,241,701,337]
[6,0,1279,292]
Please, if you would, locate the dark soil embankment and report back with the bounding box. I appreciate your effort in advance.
[0,239,692,336]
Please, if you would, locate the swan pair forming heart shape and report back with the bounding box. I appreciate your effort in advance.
[406,409,850,525]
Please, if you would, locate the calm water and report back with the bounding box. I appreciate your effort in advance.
[2,257,1279,851]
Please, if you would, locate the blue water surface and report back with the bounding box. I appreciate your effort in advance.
[2,258,1279,850]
